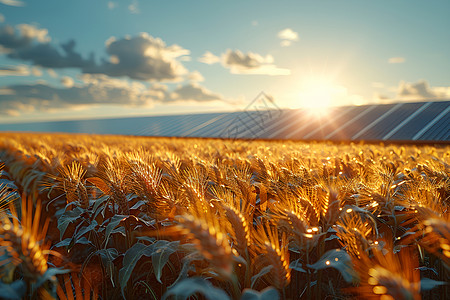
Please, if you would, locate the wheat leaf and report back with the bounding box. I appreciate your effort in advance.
[162,277,230,300]
[151,240,179,284]
[241,287,279,300]
[0,280,26,300]
[57,206,84,240]
[307,249,356,283]
[119,242,156,298]
[251,265,273,289]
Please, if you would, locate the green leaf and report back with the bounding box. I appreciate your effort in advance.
[420,277,447,291]
[96,248,119,287]
[307,249,356,283]
[167,251,203,289]
[162,277,230,300]
[251,265,273,288]
[289,259,306,273]
[92,195,110,219]
[57,206,84,240]
[151,240,179,284]
[0,280,26,300]
[241,287,279,300]
[103,215,126,247]
[54,237,94,249]
[74,220,98,241]
[118,242,156,298]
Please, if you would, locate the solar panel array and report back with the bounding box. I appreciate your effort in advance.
[1,100,449,142]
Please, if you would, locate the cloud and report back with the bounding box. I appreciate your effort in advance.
[222,49,290,75]
[278,28,298,41]
[0,65,30,76]
[0,24,50,50]
[0,76,154,115]
[85,33,189,81]
[168,83,223,102]
[397,80,450,100]
[388,57,405,64]
[0,74,228,116]
[1,23,190,82]
[128,0,139,14]
[61,76,74,88]
[198,51,220,64]
[0,14,4,23]
[278,28,298,47]
[0,24,95,70]
[375,80,450,103]
[0,0,24,7]
[31,67,42,77]
[108,2,117,10]
[187,71,204,82]
[47,69,57,78]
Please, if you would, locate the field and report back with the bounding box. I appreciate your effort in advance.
[0,133,448,299]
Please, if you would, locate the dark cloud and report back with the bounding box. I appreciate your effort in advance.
[0,76,226,116]
[398,80,437,99]
[85,33,189,81]
[168,83,223,102]
[8,40,95,69]
[375,80,450,103]
[1,24,190,82]
[0,24,94,69]
[0,24,35,50]
[0,65,29,76]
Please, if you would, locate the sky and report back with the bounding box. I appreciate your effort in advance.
[0,0,449,123]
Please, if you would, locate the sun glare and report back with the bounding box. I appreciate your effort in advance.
[299,79,340,110]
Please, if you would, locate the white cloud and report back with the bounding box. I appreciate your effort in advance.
[128,0,139,14]
[0,65,29,76]
[278,28,298,47]
[188,71,205,82]
[17,24,50,43]
[278,28,298,41]
[198,51,220,64]
[388,57,405,64]
[0,0,24,7]
[222,49,290,76]
[0,14,4,23]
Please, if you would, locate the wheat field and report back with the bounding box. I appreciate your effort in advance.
[0,133,448,299]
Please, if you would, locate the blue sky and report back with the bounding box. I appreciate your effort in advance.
[0,0,449,123]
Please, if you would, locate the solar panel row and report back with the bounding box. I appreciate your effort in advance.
[1,101,448,142]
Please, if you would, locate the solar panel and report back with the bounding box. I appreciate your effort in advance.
[1,100,448,142]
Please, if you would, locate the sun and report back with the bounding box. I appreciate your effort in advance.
[299,78,339,109]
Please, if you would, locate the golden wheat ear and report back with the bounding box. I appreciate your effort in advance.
[350,242,421,300]
[252,222,291,291]
[0,194,50,281]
